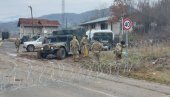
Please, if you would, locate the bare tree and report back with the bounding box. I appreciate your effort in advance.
[134,0,170,38]
[110,0,129,23]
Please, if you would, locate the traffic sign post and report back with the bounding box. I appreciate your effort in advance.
[123,18,133,72]
[123,18,133,31]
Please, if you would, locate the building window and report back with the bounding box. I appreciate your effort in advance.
[101,23,108,30]
[91,24,96,29]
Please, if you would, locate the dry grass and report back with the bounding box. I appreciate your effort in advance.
[16,42,170,84]
[125,44,170,84]
[128,70,170,85]
[82,43,170,84]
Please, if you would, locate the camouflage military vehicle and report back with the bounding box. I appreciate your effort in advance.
[37,35,73,59]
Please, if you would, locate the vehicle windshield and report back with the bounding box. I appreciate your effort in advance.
[93,32,113,41]
[36,37,44,42]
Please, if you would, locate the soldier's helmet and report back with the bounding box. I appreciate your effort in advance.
[82,36,85,40]
[121,40,125,45]
[73,36,76,39]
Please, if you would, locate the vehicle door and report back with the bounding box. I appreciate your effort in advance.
[58,36,69,51]
[35,37,44,48]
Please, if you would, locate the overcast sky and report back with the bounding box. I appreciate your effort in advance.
[0,0,114,22]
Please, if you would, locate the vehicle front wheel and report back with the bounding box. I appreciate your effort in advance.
[57,48,66,60]
[26,45,35,52]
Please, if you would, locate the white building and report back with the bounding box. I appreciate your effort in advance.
[18,18,60,38]
[80,17,121,35]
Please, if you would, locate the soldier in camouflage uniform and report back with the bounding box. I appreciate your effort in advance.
[80,35,89,57]
[14,38,21,53]
[70,36,80,62]
[114,41,126,60]
[114,41,126,74]
[91,39,103,64]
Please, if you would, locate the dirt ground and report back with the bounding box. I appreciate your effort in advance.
[0,41,170,97]
[16,42,170,85]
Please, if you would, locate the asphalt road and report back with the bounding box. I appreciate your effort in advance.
[0,41,170,97]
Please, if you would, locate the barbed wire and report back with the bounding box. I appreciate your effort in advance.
[0,41,169,93]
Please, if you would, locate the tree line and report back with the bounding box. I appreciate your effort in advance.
[111,0,170,34]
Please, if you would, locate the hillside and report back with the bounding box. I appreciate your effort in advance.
[0,8,110,33]
[0,21,18,33]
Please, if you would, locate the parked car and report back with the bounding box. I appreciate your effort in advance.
[37,35,73,59]
[23,36,45,52]
[20,35,30,44]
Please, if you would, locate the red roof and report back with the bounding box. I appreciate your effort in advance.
[18,18,60,27]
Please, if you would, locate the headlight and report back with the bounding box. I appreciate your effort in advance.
[51,47,54,49]
[41,48,43,50]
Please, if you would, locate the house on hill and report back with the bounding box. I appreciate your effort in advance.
[80,16,121,35]
[18,18,60,38]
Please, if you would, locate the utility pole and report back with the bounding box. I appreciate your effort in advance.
[28,6,34,37]
[66,17,68,28]
[62,0,65,28]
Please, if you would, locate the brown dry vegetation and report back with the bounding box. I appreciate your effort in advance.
[124,44,170,84]
[81,42,170,85]
[17,41,170,84]
[127,44,170,84]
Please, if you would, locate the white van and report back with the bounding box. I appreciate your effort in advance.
[86,30,114,50]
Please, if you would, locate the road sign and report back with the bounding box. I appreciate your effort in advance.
[122,18,133,72]
[123,18,133,31]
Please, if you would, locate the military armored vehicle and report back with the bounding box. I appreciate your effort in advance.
[86,30,114,50]
[37,35,73,59]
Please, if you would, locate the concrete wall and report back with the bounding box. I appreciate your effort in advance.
[43,27,57,35]
[19,26,58,38]
[108,23,112,30]
[95,23,101,30]
[112,22,120,35]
